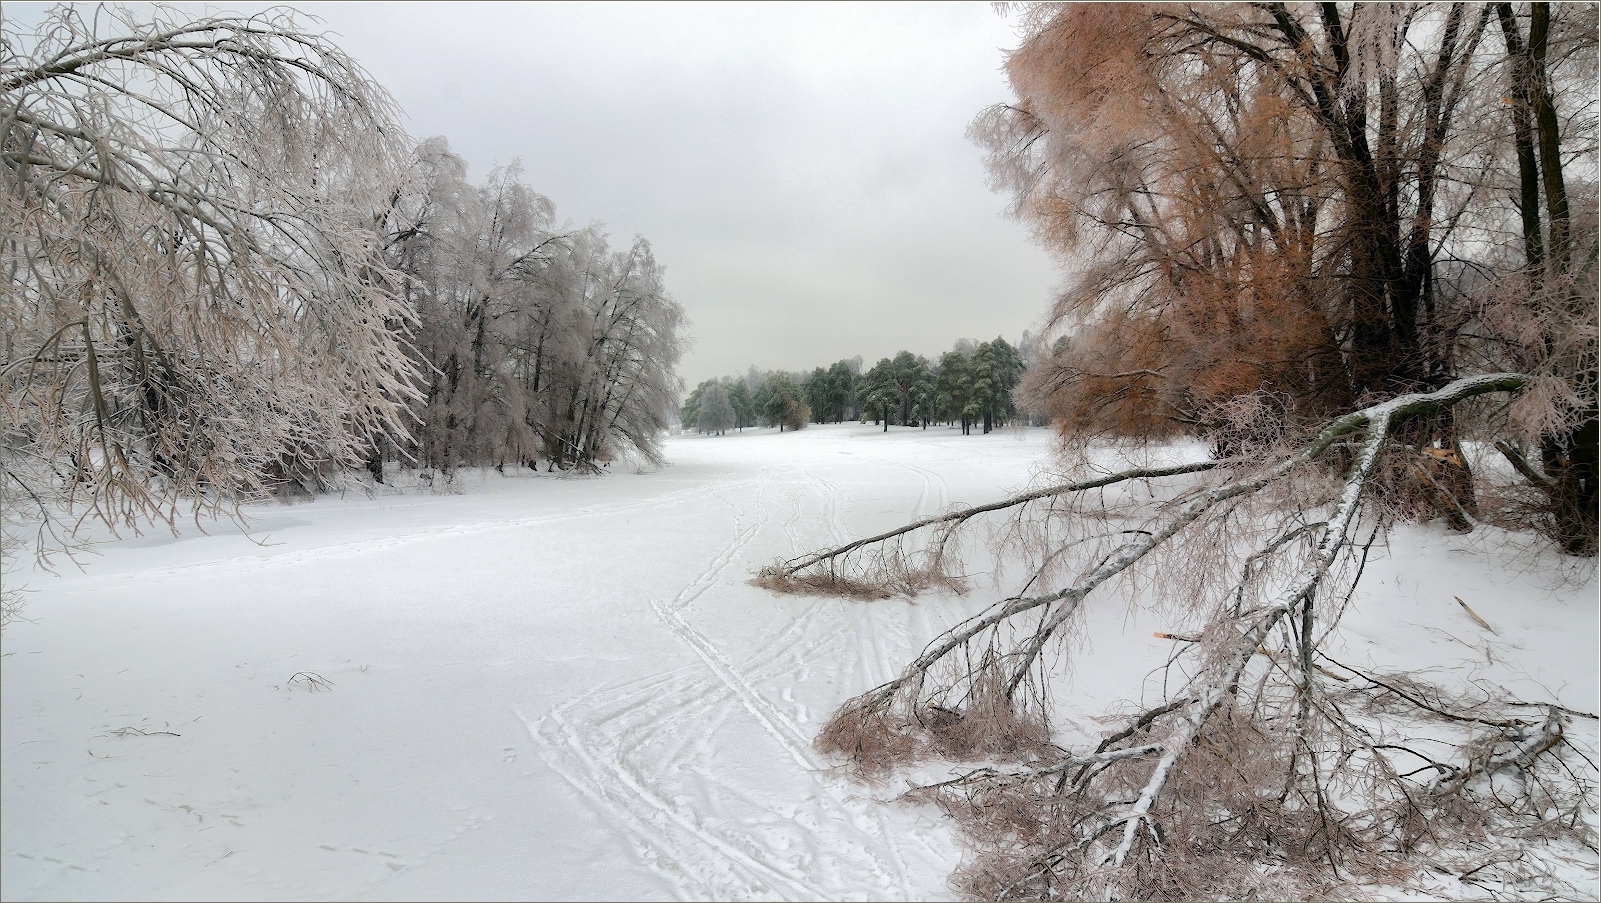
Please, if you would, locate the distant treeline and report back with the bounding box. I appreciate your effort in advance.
[681,336,1034,436]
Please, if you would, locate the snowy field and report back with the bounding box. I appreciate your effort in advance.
[3,423,1596,901]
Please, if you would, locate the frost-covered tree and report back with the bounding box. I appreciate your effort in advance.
[762,3,1599,898]
[385,141,559,474]
[727,381,755,431]
[969,338,1024,433]
[887,351,932,427]
[679,380,710,433]
[697,382,735,436]
[982,1,1597,548]
[386,143,686,474]
[801,359,859,424]
[534,230,687,470]
[762,372,809,432]
[804,367,833,425]
[937,350,974,433]
[2,5,417,567]
[861,358,897,430]
[830,359,860,422]
[698,345,1009,437]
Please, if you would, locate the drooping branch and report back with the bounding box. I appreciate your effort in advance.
[2,5,418,564]
[757,459,1220,592]
[1102,385,1393,871]
[768,374,1583,900]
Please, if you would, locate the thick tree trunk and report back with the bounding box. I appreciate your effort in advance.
[1496,2,1596,553]
[1498,3,1545,275]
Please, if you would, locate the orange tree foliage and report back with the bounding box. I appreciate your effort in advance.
[982,3,1596,457]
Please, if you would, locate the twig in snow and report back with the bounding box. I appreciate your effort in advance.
[1454,596,1499,635]
[286,671,335,692]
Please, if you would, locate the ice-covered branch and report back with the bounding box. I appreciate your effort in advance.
[795,374,1577,899]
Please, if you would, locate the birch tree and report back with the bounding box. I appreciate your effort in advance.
[383,141,561,474]
[384,142,687,475]
[537,230,686,470]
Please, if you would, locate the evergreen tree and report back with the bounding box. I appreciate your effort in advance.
[969,338,1025,433]
[937,350,974,434]
[827,360,857,422]
[889,351,930,427]
[805,367,832,424]
[862,359,898,431]
[727,382,754,431]
[763,373,809,431]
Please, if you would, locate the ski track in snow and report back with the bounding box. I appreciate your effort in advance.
[528,465,947,900]
[803,467,927,889]
[869,460,950,686]
[892,460,951,523]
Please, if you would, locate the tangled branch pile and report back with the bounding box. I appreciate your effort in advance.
[763,375,1596,899]
[763,6,1599,895]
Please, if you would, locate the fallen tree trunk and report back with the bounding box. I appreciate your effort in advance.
[762,374,1597,900]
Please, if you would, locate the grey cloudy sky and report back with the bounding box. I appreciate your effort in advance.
[12,2,1061,391]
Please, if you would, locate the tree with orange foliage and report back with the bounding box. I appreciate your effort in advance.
[983,1,1595,548]
[759,4,1597,899]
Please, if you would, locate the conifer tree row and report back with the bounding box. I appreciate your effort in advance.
[680,337,1026,435]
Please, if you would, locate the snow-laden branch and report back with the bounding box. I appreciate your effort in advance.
[813,374,1529,716]
[767,460,1221,579]
[794,373,1575,899]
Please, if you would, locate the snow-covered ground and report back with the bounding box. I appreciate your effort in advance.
[3,423,1596,901]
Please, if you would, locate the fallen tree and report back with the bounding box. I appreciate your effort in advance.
[759,374,1597,900]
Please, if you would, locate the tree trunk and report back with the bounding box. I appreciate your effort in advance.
[1497,2,1596,553]
[366,441,385,484]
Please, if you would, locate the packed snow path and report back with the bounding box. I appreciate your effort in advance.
[4,424,1595,900]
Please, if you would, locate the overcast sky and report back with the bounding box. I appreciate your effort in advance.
[11,2,1061,390]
